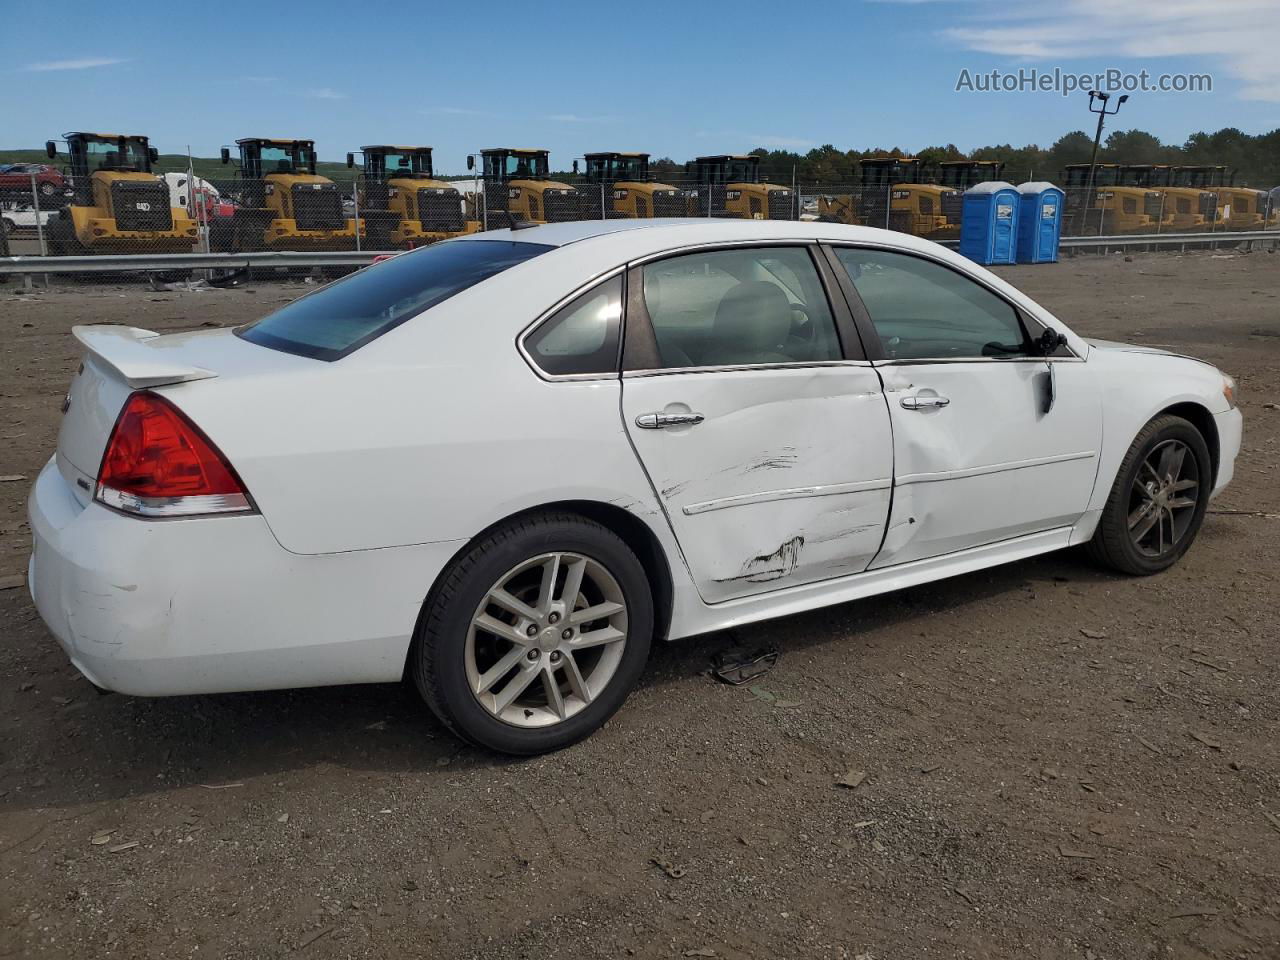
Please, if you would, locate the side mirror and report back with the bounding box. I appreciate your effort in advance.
[572,160,579,174]
[346,153,354,169]
[149,147,159,163]
[45,140,57,159]
[466,155,475,171]
[1036,328,1068,355]
[220,147,230,164]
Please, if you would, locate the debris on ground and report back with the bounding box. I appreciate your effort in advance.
[710,645,779,685]
[650,855,687,879]
[836,770,867,789]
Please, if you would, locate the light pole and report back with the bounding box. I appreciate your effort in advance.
[1082,90,1128,231]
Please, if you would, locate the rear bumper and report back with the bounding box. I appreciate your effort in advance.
[1212,407,1243,498]
[27,457,463,696]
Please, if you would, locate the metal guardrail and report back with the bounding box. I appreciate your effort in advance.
[0,250,397,277]
[1058,229,1280,251]
[2,229,1277,280]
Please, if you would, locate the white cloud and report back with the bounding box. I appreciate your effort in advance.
[942,0,1280,101]
[547,113,617,123]
[306,87,347,100]
[22,57,129,72]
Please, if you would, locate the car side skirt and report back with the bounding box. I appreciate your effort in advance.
[667,526,1074,640]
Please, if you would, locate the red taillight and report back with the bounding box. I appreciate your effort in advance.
[96,392,252,517]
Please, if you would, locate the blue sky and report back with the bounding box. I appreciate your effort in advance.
[8,0,1278,174]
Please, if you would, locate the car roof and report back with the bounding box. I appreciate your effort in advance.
[461,217,952,257]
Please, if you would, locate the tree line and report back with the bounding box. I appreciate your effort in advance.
[646,127,1280,188]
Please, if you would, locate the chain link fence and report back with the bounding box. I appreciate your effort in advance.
[2,156,1277,262]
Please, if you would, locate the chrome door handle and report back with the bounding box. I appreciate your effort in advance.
[635,412,705,429]
[900,395,950,410]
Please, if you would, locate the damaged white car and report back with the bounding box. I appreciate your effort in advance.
[29,220,1241,753]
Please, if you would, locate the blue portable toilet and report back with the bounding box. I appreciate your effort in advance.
[959,181,1019,265]
[1015,182,1065,263]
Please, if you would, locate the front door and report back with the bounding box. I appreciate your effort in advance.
[620,245,894,603]
[829,245,1102,567]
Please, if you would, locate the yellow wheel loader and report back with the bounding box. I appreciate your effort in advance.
[576,152,686,219]
[1173,165,1268,230]
[216,138,357,251]
[1063,164,1162,234]
[470,149,581,227]
[687,156,795,220]
[858,157,960,239]
[1116,165,1213,230]
[42,133,197,255]
[346,146,477,248]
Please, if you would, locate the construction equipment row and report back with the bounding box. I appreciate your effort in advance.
[34,132,1276,257]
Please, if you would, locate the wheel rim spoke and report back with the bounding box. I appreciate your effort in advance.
[492,662,540,713]
[1130,505,1159,540]
[535,554,561,614]
[487,588,539,622]
[561,652,592,704]
[474,613,531,647]
[569,600,625,626]
[560,558,586,610]
[475,646,527,695]
[1128,500,1155,531]
[542,667,567,720]
[570,626,626,651]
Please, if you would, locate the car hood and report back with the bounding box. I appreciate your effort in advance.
[1084,338,1213,366]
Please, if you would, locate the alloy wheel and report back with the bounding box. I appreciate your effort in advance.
[465,552,628,728]
[1128,439,1200,558]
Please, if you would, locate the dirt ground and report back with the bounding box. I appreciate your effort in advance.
[0,251,1278,960]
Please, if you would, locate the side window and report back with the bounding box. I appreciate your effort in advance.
[640,246,841,369]
[834,248,1029,361]
[523,274,622,376]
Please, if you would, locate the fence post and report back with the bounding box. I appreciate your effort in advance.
[30,173,47,257]
[1156,193,1164,236]
[884,183,891,229]
[352,177,361,252]
[600,182,606,222]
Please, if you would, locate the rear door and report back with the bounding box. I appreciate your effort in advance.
[619,244,894,603]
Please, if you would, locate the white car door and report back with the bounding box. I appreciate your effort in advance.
[620,244,894,603]
[827,246,1102,567]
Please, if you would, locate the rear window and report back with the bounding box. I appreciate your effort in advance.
[237,239,554,360]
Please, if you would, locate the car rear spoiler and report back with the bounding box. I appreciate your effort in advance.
[71,325,218,389]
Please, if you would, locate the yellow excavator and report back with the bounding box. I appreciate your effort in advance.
[1172,166,1270,230]
[576,152,686,219]
[1062,163,1162,234]
[858,157,960,239]
[217,138,358,250]
[346,145,477,247]
[469,148,580,227]
[686,155,795,219]
[42,132,197,254]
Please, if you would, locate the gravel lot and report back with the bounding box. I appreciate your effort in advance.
[1,251,1277,960]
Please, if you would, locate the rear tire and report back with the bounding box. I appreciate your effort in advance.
[412,512,653,755]
[1086,414,1211,575]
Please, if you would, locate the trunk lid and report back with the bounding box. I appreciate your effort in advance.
[56,325,312,507]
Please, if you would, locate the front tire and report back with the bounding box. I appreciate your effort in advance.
[412,512,653,755]
[1086,414,1211,575]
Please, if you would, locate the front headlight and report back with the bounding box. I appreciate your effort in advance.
[1222,373,1238,409]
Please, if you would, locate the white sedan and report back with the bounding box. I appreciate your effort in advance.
[28,220,1242,754]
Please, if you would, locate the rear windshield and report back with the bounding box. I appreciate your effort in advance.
[237,239,554,360]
